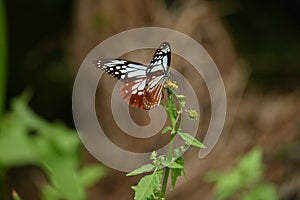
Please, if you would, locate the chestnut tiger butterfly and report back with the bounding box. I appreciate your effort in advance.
[93,42,171,110]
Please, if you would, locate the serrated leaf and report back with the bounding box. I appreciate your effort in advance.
[161,126,172,134]
[178,131,206,148]
[171,157,185,190]
[126,164,156,176]
[132,170,163,200]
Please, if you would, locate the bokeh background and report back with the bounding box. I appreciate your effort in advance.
[1,0,300,199]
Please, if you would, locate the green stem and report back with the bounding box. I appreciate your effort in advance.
[167,134,175,160]
[161,88,178,197]
[166,88,177,129]
[0,0,7,116]
[161,167,169,197]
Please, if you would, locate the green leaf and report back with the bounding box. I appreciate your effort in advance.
[237,147,263,185]
[132,170,163,200]
[11,92,49,131]
[0,116,38,166]
[41,185,61,200]
[79,164,107,187]
[171,157,185,190]
[126,164,156,176]
[214,171,242,199]
[242,183,278,200]
[161,126,172,134]
[178,131,206,148]
[204,148,266,200]
[46,159,85,200]
[41,123,79,156]
[171,129,176,135]
[0,93,102,200]
[161,160,183,169]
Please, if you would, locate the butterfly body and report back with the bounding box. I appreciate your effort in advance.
[94,42,171,110]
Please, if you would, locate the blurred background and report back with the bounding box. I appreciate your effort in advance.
[1,0,300,199]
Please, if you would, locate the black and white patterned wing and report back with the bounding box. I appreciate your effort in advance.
[94,58,149,109]
[148,42,171,73]
[142,42,171,109]
[146,42,171,87]
[93,59,147,82]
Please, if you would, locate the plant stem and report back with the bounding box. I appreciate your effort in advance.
[161,88,178,197]
[0,0,7,116]
[161,167,169,197]
[166,88,177,129]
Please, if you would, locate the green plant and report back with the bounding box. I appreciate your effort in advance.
[0,0,7,116]
[126,81,205,200]
[0,92,106,200]
[205,147,278,200]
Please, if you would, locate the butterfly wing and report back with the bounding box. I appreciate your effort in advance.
[93,59,147,81]
[94,42,171,110]
[119,76,147,109]
[94,58,149,109]
[149,42,171,72]
[142,42,171,109]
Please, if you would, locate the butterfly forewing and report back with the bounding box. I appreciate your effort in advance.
[94,59,147,81]
[94,42,171,110]
[149,42,171,72]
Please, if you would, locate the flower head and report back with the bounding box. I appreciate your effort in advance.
[165,80,178,90]
[186,109,198,120]
[150,151,158,160]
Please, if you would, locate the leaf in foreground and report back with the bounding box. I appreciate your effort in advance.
[132,170,163,200]
[171,157,185,190]
[161,126,172,134]
[126,164,156,176]
[178,131,206,148]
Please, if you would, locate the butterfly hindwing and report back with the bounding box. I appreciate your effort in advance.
[119,77,147,109]
[144,79,164,109]
[119,78,164,110]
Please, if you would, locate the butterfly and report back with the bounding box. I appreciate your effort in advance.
[93,42,171,110]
